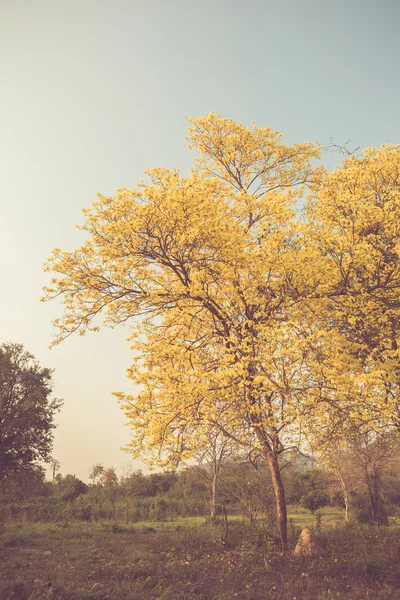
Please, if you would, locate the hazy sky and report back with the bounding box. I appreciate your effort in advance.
[1,0,399,481]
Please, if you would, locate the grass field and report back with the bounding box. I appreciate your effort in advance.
[1,507,399,599]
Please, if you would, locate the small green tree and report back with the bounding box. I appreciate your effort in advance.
[0,343,62,480]
[89,463,104,485]
[298,471,330,514]
[300,490,329,514]
[220,460,274,523]
[57,475,88,502]
[101,467,118,487]
[120,470,147,524]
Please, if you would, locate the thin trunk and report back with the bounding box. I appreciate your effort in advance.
[266,452,288,550]
[334,466,350,523]
[210,473,217,520]
[125,498,129,525]
[343,489,350,523]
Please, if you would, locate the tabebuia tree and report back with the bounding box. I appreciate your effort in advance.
[302,146,400,524]
[0,343,62,481]
[304,146,400,429]
[43,114,400,549]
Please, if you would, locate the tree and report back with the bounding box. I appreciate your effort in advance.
[0,464,49,504]
[43,115,400,549]
[191,424,239,520]
[219,459,274,524]
[304,146,400,435]
[322,445,361,523]
[101,466,118,487]
[297,470,330,514]
[0,343,62,481]
[50,458,61,481]
[316,430,398,525]
[297,146,400,522]
[44,114,321,549]
[349,432,395,525]
[120,470,147,524]
[56,474,88,501]
[89,463,104,485]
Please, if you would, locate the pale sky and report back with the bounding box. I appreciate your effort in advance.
[1,0,399,481]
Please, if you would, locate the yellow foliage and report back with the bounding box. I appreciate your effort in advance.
[44,115,400,469]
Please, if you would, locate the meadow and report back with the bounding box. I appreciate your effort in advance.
[1,507,399,600]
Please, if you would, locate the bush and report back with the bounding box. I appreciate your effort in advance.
[300,490,329,514]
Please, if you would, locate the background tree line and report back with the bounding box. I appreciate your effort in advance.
[1,440,400,527]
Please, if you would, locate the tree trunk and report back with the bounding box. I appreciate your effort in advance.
[343,489,350,523]
[125,498,129,525]
[366,467,387,525]
[335,467,350,523]
[210,473,217,520]
[266,452,288,550]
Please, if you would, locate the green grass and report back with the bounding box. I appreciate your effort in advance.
[128,516,208,529]
[0,517,399,599]
[125,506,344,531]
[287,505,344,527]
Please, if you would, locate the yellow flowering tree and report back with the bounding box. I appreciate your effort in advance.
[301,147,400,525]
[303,146,400,437]
[44,115,400,548]
[44,114,322,548]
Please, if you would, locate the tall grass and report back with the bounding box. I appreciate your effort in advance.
[0,517,399,599]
